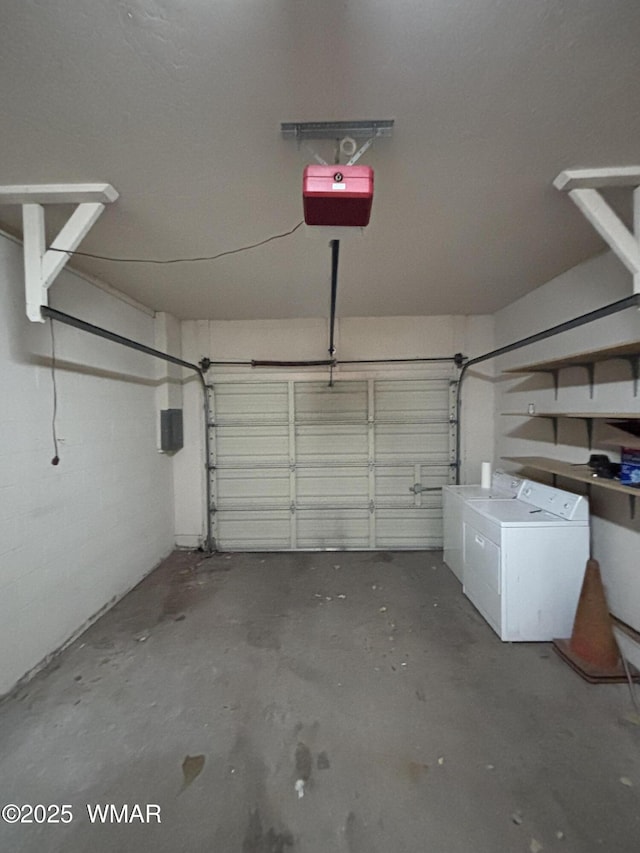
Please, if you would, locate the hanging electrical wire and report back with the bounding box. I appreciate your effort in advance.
[46,221,305,264]
[49,319,60,466]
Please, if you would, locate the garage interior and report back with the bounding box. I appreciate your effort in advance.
[1,2,640,851]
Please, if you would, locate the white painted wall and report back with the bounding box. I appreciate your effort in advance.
[0,233,175,697]
[174,314,495,547]
[494,250,640,632]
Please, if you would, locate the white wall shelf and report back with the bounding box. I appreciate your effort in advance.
[504,341,640,398]
[502,343,640,517]
[501,412,640,449]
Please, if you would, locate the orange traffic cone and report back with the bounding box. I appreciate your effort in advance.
[553,558,635,683]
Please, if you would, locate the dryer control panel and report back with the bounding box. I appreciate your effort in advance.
[520,482,589,521]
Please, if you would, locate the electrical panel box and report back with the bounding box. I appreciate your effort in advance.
[303,165,374,226]
[160,409,183,452]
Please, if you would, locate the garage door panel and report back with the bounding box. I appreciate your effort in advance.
[215,510,291,550]
[211,374,454,550]
[375,423,449,463]
[375,379,449,420]
[215,382,288,423]
[297,465,369,505]
[295,381,367,423]
[215,468,290,507]
[376,509,443,549]
[374,466,444,504]
[374,464,450,499]
[296,425,368,463]
[296,509,370,549]
[215,425,289,464]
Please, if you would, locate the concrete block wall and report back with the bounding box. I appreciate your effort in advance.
[0,233,175,697]
[494,250,640,633]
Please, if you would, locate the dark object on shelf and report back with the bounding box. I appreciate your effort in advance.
[588,454,621,479]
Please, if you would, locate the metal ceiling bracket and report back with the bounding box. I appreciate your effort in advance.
[302,142,328,167]
[281,120,394,141]
[554,168,640,295]
[346,136,376,167]
[0,183,119,322]
[282,120,394,166]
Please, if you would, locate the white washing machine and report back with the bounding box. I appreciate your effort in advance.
[463,481,589,641]
[443,471,526,582]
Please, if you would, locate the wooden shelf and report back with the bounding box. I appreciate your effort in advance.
[502,412,640,419]
[501,413,640,449]
[504,341,640,399]
[504,456,640,498]
[504,342,640,374]
[502,345,640,516]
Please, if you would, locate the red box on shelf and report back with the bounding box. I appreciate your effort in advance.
[303,165,374,226]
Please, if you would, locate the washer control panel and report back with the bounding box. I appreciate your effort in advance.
[520,482,589,520]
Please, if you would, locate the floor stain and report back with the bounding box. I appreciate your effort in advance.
[407,761,429,783]
[181,754,205,791]
[247,621,281,651]
[415,689,426,702]
[153,551,220,623]
[295,742,312,782]
[345,811,377,853]
[242,808,293,853]
[317,751,330,770]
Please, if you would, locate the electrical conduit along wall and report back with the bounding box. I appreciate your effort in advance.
[0,233,175,697]
[494,250,640,633]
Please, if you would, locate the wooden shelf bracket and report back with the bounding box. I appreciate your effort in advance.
[580,416,595,451]
[0,183,119,322]
[554,167,640,297]
[619,354,640,397]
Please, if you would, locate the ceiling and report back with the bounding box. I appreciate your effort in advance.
[1,0,640,321]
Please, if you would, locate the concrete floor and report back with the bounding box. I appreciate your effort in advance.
[1,550,639,853]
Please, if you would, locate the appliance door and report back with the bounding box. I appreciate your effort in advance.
[463,517,502,636]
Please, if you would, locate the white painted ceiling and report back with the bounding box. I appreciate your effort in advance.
[1,0,640,321]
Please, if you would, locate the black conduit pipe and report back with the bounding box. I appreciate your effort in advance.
[329,239,340,359]
[41,306,214,553]
[455,292,640,484]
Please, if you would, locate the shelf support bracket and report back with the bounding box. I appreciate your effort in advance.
[630,494,636,520]
[554,168,640,297]
[541,415,559,444]
[575,362,596,398]
[0,183,119,322]
[580,417,595,451]
[542,368,560,399]
[621,355,640,397]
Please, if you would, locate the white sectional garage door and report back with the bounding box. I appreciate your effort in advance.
[208,374,456,550]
